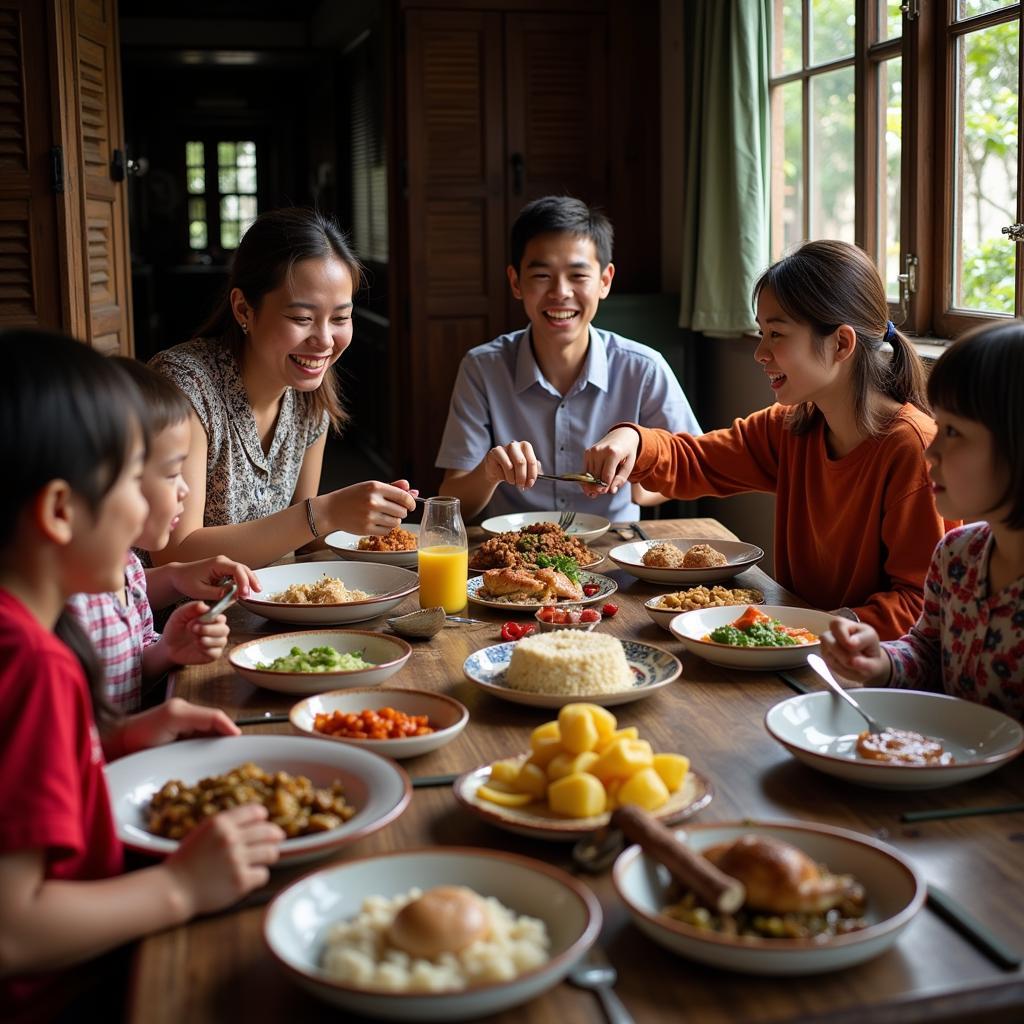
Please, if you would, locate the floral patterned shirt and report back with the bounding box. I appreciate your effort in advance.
[885,522,1024,720]
[151,338,328,528]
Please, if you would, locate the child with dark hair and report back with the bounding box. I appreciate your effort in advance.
[437,194,700,521]
[584,240,955,640]
[151,207,417,568]
[823,321,1024,719]
[67,359,258,712]
[0,332,281,1023]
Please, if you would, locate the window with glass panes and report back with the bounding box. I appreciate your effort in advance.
[184,139,258,253]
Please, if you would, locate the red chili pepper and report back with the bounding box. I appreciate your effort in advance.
[519,624,536,638]
[601,602,619,617]
[582,583,601,597]
[500,621,523,642]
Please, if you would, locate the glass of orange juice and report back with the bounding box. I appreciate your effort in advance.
[418,496,468,613]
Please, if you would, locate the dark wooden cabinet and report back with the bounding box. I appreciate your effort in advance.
[394,0,659,490]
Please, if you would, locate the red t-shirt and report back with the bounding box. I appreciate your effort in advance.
[0,589,124,1021]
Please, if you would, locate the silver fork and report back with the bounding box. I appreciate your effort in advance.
[568,947,633,1024]
[558,509,577,532]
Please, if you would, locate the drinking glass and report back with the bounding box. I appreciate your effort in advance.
[418,496,468,612]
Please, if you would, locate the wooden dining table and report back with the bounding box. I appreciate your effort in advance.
[126,519,1024,1024]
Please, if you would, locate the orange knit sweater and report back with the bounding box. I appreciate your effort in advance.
[629,404,954,640]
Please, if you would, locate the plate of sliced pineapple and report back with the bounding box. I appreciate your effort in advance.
[452,704,713,840]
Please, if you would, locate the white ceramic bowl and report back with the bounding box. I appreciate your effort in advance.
[669,604,833,670]
[613,820,924,975]
[463,639,682,709]
[533,606,602,633]
[454,762,713,841]
[608,539,764,584]
[765,689,1024,790]
[290,687,469,759]
[104,735,410,866]
[263,847,602,1021]
[643,589,765,632]
[240,562,418,626]
[229,630,413,695]
[325,525,420,568]
[480,510,611,544]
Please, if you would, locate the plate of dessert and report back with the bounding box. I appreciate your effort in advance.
[463,631,681,708]
[467,567,616,612]
[608,539,764,584]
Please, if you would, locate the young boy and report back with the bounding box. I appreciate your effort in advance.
[435,195,700,522]
[66,361,258,712]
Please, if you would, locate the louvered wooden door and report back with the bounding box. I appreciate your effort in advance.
[0,0,66,330]
[400,7,610,490]
[62,0,132,353]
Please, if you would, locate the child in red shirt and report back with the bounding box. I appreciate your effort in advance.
[0,332,284,1023]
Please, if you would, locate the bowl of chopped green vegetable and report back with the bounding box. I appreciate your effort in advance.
[669,605,833,670]
[229,630,413,695]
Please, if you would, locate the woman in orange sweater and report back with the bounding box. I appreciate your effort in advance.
[583,240,953,640]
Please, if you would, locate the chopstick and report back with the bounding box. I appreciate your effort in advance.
[411,772,460,788]
[633,523,651,541]
[777,671,813,695]
[901,803,1024,823]
[235,713,290,726]
[926,884,1023,970]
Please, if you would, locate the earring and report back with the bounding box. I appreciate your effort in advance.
[239,321,248,335]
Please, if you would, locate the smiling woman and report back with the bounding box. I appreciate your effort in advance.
[148,209,417,569]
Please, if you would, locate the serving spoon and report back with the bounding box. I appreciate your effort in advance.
[806,653,886,734]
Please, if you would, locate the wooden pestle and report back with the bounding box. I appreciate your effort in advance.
[611,806,746,914]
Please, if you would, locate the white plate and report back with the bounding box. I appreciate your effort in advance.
[324,525,419,568]
[463,639,682,708]
[669,604,833,670]
[608,539,764,584]
[228,630,412,695]
[481,511,611,544]
[264,847,601,1022]
[104,735,410,866]
[239,562,418,625]
[467,570,617,613]
[644,589,765,632]
[765,689,1024,790]
[290,687,470,759]
[614,820,924,975]
[454,763,712,841]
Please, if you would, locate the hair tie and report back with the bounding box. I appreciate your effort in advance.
[884,320,896,343]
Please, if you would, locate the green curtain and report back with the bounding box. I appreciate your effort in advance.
[678,0,771,337]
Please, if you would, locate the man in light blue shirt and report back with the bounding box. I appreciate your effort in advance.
[436,196,700,522]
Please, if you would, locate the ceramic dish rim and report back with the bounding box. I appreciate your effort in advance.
[229,630,413,678]
[669,605,830,653]
[467,570,616,611]
[289,686,470,746]
[324,524,421,555]
[764,689,1024,772]
[480,511,612,539]
[262,844,603,999]
[613,818,925,951]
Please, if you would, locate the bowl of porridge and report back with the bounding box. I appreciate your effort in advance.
[264,847,601,1020]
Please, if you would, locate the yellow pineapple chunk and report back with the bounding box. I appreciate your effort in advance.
[591,738,654,782]
[618,767,670,811]
[511,761,548,799]
[653,753,690,792]
[558,705,599,754]
[478,785,534,808]
[489,758,522,786]
[595,726,639,753]
[529,720,563,767]
[586,703,618,740]
[548,772,607,818]
[604,777,623,811]
[549,750,600,781]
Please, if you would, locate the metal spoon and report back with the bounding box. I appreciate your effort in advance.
[568,947,634,1024]
[572,825,624,873]
[807,653,886,734]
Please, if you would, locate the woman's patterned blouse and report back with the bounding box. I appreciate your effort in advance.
[886,522,1024,720]
[151,337,328,528]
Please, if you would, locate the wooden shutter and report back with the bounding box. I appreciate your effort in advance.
[0,0,65,330]
[402,9,506,488]
[59,0,132,353]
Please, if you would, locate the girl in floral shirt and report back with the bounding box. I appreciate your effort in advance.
[823,321,1024,720]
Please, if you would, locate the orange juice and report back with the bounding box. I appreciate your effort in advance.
[418,545,468,612]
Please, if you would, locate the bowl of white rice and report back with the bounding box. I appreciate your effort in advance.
[264,847,601,1021]
[507,631,632,695]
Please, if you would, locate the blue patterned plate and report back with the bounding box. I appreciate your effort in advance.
[467,570,617,613]
[462,639,682,708]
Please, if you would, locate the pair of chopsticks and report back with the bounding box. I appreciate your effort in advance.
[926,884,1022,970]
[902,803,1024,823]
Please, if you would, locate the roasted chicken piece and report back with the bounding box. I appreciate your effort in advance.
[534,567,583,601]
[702,834,864,915]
